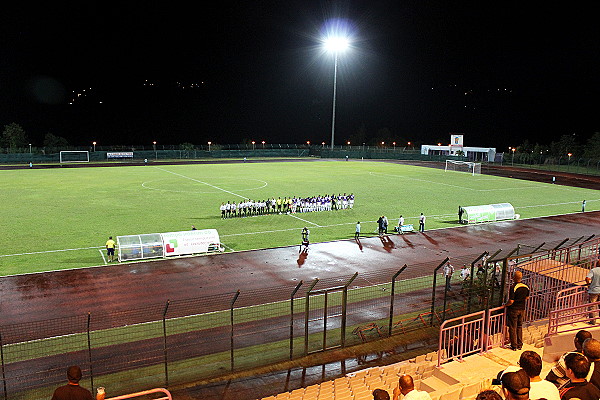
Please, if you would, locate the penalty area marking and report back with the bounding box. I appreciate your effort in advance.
[287,213,321,227]
[99,249,107,264]
[154,167,248,199]
[141,178,268,194]
[368,171,548,192]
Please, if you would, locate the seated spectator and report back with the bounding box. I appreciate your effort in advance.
[501,369,530,400]
[559,352,600,400]
[373,388,391,400]
[519,350,560,400]
[475,390,502,400]
[51,365,104,400]
[393,375,432,400]
[546,329,593,389]
[582,337,600,390]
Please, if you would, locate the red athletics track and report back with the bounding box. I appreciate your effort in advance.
[1,211,599,327]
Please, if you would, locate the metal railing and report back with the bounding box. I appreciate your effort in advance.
[437,306,506,367]
[106,388,171,400]
[548,301,600,336]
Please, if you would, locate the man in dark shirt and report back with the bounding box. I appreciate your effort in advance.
[559,353,600,400]
[582,338,600,391]
[51,366,105,400]
[505,270,529,350]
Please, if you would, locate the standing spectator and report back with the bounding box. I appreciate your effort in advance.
[443,262,455,291]
[392,375,432,400]
[586,260,600,324]
[51,365,105,400]
[582,200,587,212]
[559,352,600,400]
[300,227,310,253]
[355,221,361,239]
[500,369,530,400]
[505,271,529,350]
[546,330,593,389]
[582,338,600,390]
[377,216,384,236]
[372,389,390,400]
[105,236,116,263]
[419,213,426,232]
[383,215,389,234]
[460,264,470,281]
[519,351,560,400]
[398,215,405,234]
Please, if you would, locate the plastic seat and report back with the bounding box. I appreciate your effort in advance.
[459,382,481,400]
[439,385,463,400]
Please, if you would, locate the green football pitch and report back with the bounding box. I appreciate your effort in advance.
[0,160,597,276]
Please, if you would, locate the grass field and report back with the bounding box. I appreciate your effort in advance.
[1,160,597,276]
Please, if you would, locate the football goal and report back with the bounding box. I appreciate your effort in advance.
[445,160,481,176]
[59,151,90,163]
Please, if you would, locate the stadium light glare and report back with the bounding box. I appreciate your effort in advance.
[323,34,350,150]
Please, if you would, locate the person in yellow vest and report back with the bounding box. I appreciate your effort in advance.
[105,236,116,262]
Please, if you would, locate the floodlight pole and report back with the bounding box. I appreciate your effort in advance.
[330,51,339,150]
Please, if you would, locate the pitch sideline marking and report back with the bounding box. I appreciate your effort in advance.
[1,204,598,258]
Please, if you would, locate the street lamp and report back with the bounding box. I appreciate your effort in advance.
[324,35,349,150]
[252,141,255,150]
[29,143,32,153]
[92,141,96,152]
[393,142,396,150]
[153,141,157,160]
[512,147,516,166]
[322,141,325,149]
[262,141,265,148]
[208,141,212,152]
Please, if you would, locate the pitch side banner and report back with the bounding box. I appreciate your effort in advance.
[161,229,221,256]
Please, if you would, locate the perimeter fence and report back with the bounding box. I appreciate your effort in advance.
[0,144,458,164]
[0,236,590,400]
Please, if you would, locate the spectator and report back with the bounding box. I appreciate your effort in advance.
[559,352,600,400]
[505,270,530,350]
[372,388,391,400]
[585,260,600,324]
[51,365,105,400]
[518,350,560,400]
[501,369,530,400]
[582,338,600,390]
[475,390,502,400]
[393,375,432,400]
[546,330,593,389]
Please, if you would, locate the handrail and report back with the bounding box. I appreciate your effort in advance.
[437,306,505,367]
[106,388,172,400]
[548,301,600,336]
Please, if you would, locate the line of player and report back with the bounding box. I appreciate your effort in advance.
[220,194,355,218]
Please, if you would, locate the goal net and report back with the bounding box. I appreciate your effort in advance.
[445,160,481,176]
[60,151,90,163]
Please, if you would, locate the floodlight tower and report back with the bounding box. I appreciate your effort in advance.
[324,36,349,150]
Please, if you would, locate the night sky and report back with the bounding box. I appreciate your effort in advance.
[1,1,598,149]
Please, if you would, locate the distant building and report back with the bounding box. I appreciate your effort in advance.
[421,134,497,162]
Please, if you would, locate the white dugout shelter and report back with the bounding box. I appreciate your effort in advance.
[117,229,223,262]
[460,203,516,224]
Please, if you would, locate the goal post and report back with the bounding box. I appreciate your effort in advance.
[445,160,481,176]
[59,151,90,163]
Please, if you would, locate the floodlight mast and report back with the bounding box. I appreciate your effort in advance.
[324,36,348,150]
